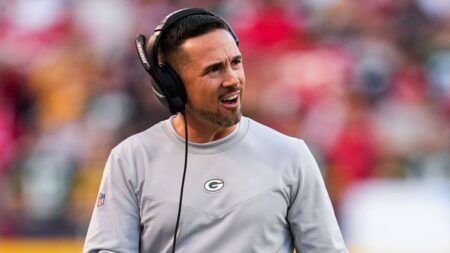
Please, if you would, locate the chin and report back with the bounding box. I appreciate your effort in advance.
[221,107,242,127]
[188,104,242,128]
[215,113,240,127]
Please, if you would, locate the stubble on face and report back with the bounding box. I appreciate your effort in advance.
[186,89,242,128]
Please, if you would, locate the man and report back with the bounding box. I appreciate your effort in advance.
[84,8,348,253]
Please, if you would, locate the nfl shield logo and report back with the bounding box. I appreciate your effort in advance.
[97,193,106,207]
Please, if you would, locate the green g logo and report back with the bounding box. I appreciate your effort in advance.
[204,179,225,193]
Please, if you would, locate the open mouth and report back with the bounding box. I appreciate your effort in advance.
[220,94,239,105]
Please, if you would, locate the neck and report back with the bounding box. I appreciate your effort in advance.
[172,113,238,143]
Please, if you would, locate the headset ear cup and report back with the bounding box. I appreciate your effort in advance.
[159,64,187,113]
[148,71,171,109]
[147,33,187,114]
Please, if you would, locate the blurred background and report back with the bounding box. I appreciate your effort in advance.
[0,0,449,252]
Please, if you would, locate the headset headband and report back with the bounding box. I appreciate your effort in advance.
[151,8,239,69]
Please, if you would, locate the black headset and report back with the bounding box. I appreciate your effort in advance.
[135,8,239,114]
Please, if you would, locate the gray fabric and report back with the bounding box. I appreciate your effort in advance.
[84,116,348,253]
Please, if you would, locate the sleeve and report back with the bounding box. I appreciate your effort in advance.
[83,148,140,253]
[288,141,348,253]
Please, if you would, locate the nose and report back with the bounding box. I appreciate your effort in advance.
[222,67,240,88]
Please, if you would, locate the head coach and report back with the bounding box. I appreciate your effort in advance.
[83,8,348,253]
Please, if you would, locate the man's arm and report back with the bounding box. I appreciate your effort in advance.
[83,149,140,253]
[288,141,348,253]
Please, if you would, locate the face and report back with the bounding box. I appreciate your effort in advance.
[171,29,245,128]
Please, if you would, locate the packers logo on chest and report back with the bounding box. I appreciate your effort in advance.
[204,179,225,193]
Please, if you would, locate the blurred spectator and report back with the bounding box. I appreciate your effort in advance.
[27,40,92,131]
[415,0,450,21]
[0,67,29,175]
[325,92,378,211]
[427,50,450,115]
[72,0,134,61]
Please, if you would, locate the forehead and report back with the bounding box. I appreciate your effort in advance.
[178,29,240,64]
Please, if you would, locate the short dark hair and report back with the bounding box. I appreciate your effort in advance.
[147,14,232,62]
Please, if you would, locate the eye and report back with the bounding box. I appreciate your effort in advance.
[209,65,220,73]
[232,57,242,67]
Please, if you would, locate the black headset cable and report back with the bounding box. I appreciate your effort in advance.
[172,111,189,253]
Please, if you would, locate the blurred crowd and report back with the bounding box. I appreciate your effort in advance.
[0,0,449,239]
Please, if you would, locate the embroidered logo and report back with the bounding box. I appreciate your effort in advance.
[204,179,225,193]
[96,193,106,207]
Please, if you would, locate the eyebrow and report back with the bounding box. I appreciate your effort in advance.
[202,62,222,76]
[201,55,242,76]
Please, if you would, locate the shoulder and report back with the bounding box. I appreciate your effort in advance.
[240,117,313,166]
[245,117,306,151]
[242,117,316,185]
[111,118,168,158]
[103,119,170,187]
